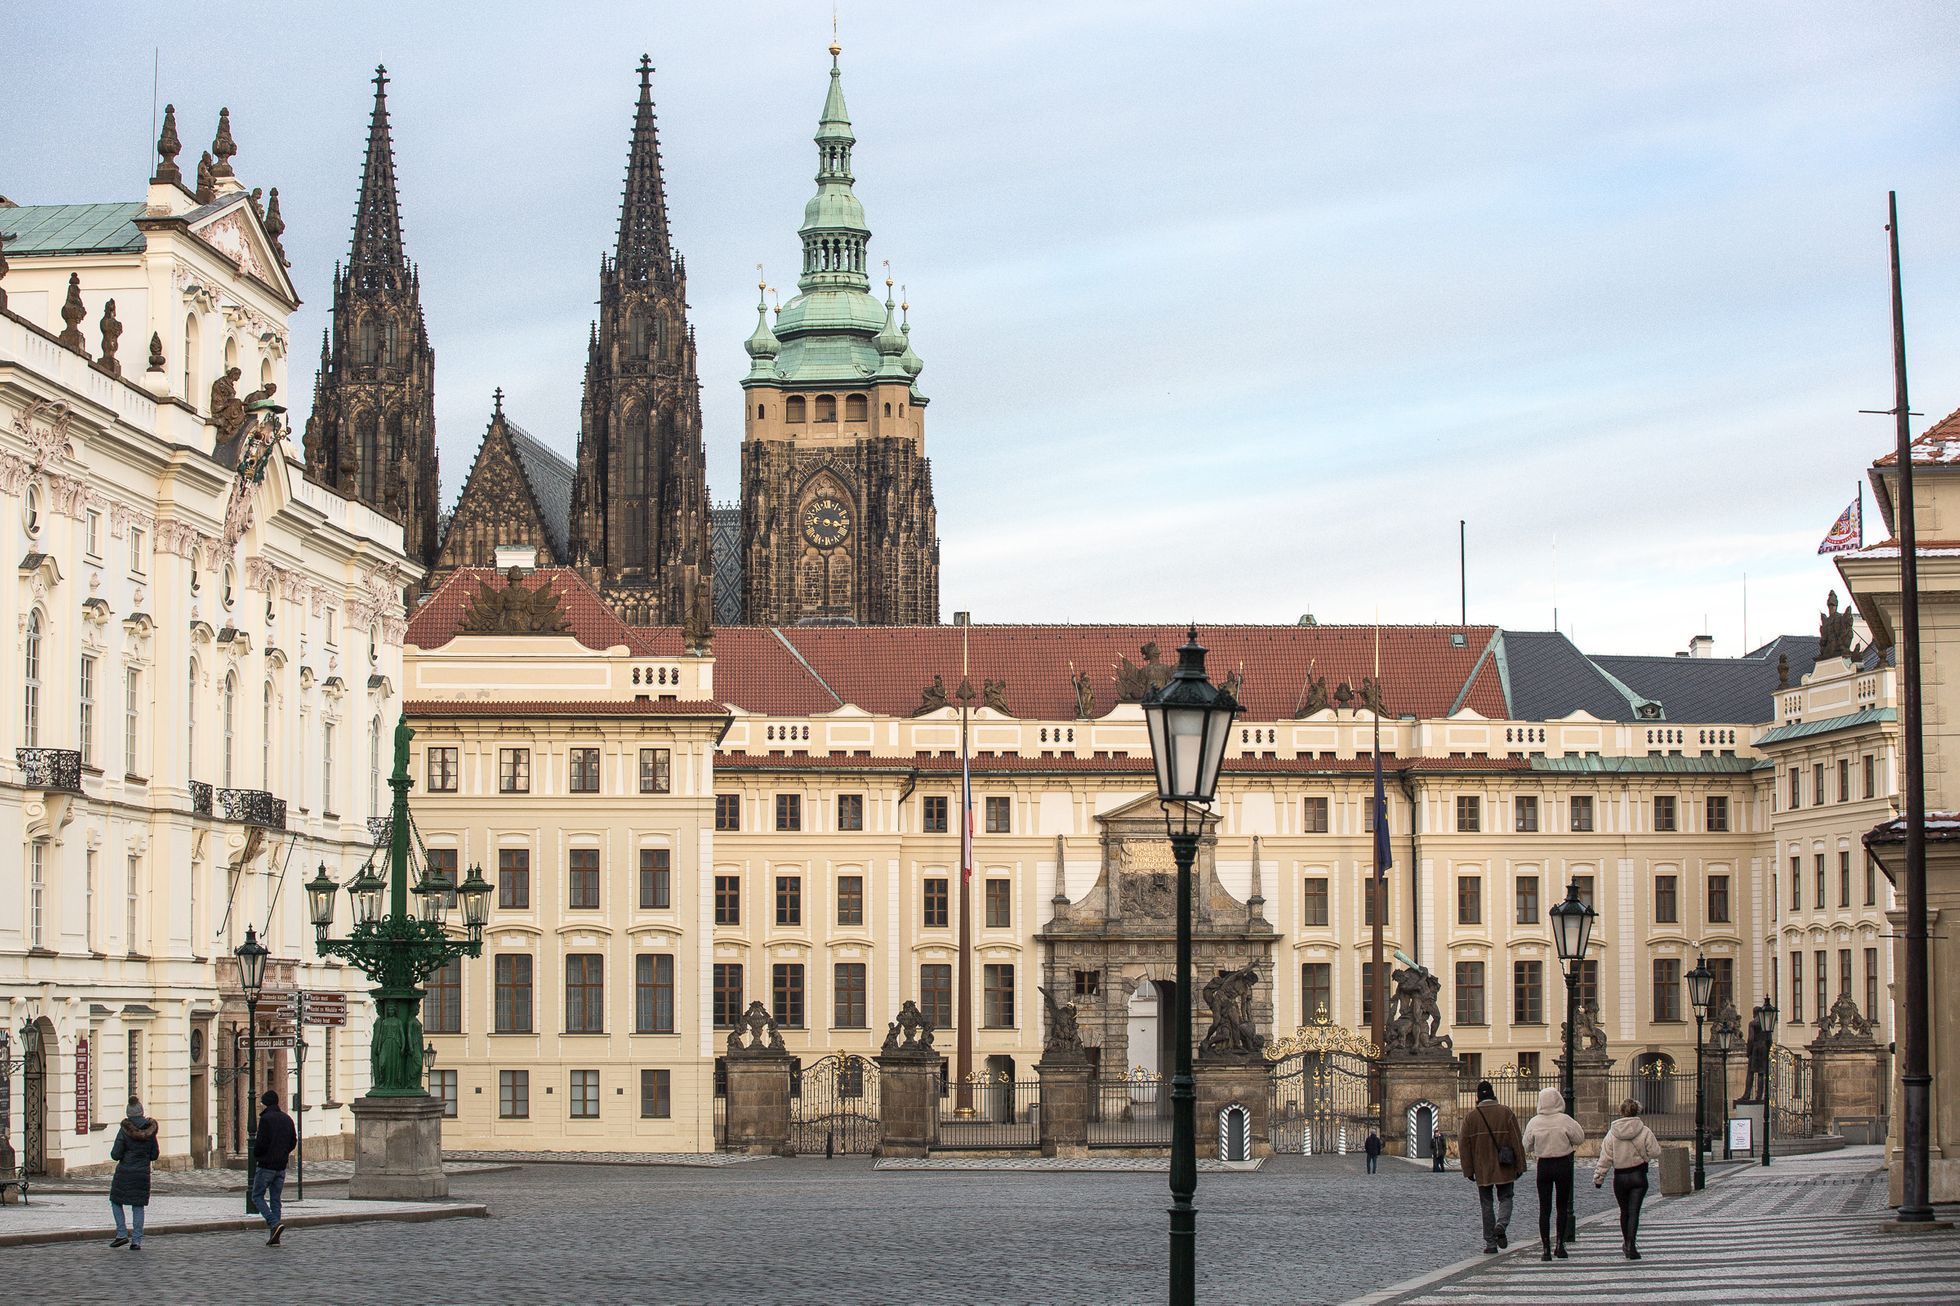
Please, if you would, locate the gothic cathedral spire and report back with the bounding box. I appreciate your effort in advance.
[303,66,441,569]
[568,56,711,627]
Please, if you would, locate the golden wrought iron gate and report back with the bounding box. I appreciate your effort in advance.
[1267,1013,1381,1155]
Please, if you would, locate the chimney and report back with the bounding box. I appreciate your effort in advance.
[1688,635,1714,659]
[952,611,971,627]
[493,543,538,572]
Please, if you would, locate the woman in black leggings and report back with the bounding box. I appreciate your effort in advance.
[1594,1098,1663,1258]
[1522,1086,1584,1259]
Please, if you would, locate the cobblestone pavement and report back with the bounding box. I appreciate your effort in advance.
[37,1160,508,1195]
[0,1152,1619,1305]
[873,1155,1265,1172]
[1372,1146,1960,1305]
[442,1148,757,1168]
[0,1191,484,1248]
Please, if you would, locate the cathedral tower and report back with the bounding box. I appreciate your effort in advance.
[303,67,440,568]
[568,56,711,627]
[740,42,940,626]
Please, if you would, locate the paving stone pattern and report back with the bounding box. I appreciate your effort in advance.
[0,1153,1616,1305]
[37,1160,507,1195]
[442,1148,757,1168]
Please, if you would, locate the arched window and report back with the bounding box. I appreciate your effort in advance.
[815,394,837,423]
[385,319,400,367]
[186,658,198,779]
[22,610,42,747]
[845,394,868,423]
[357,411,381,503]
[224,336,238,373]
[360,317,382,366]
[883,402,892,418]
[756,404,765,420]
[183,313,200,401]
[262,681,274,788]
[259,357,273,389]
[785,396,806,424]
[627,310,647,357]
[222,672,236,788]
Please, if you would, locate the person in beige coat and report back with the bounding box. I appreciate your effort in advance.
[1521,1086,1585,1260]
[1594,1098,1664,1259]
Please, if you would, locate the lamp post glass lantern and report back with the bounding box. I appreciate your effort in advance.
[234,926,269,1214]
[1139,628,1240,1306]
[1686,955,1713,1190]
[1756,996,1777,1166]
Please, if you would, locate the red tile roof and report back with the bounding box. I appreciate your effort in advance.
[404,699,727,718]
[408,569,1507,721]
[1875,405,1960,466]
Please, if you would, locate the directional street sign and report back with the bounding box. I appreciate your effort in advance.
[298,990,349,1027]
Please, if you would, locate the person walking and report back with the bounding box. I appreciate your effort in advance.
[107,1096,159,1250]
[1363,1128,1383,1173]
[251,1089,299,1246]
[1522,1086,1585,1260]
[1459,1081,1526,1254]
[1594,1098,1663,1259]
[1431,1129,1448,1173]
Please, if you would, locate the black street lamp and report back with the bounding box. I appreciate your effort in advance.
[1140,628,1239,1306]
[1685,955,1714,1191]
[1756,995,1778,1167]
[234,925,268,1215]
[1549,881,1595,1245]
[1712,1010,1737,1159]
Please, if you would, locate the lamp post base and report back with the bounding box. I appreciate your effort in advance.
[349,1094,448,1200]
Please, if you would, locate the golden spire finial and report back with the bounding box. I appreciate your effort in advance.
[883,258,893,291]
[756,262,767,293]
[829,7,842,59]
[769,286,781,317]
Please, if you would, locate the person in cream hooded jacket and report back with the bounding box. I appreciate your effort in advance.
[1594,1099,1664,1259]
[1522,1086,1585,1259]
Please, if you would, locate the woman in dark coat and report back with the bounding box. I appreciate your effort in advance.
[108,1096,160,1249]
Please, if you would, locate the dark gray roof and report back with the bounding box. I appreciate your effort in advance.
[503,422,575,563]
[1593,635,1819,725]
[1496,631,1643,721]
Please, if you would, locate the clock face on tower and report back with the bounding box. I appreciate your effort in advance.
[801,495,852,549]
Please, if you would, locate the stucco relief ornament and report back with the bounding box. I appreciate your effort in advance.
[199,210,270,281]
[0,452,29,497]
[12,398,77,471]
[49,476,93,519]
[459,569,570,636]
[174,268,220,314]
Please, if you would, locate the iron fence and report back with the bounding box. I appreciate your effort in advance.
[1089,1071,1172,1147]
[189,779,213,816]
[218,787,287,830]
[933,1075,1041,1149]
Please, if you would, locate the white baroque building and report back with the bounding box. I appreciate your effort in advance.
[0,116,419,1175]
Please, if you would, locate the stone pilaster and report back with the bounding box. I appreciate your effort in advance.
[1194,1061,1271,1159]
[876,1051,938,1158]
[1379,1052,1460,1158]
[724,1053,792,1156]
[1035,1054,1091,1158]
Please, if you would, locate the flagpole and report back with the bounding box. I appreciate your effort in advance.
[954,618,975,1117]
[1371,622,1385,1055]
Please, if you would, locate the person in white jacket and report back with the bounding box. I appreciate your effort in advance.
[1594,1098,1664,1259]
[1521,1086,1585,1260]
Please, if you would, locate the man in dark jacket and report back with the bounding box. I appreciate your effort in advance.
[1459,1080,1526,1254]
[1363,1129,1383,1174]
[251,1089,298,1245]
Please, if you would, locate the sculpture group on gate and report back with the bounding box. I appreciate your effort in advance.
[1384,962,1452,1056]
[1562,1001,1609,1059]
[1198,963,1264,1062]
[881,998,936,1055]
[1038,985,1084,1057]
[727,1000,787,1056]
[1815,991,1876,1045]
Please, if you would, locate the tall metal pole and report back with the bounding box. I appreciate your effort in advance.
[294,1035,307,1202]
[954,623,975,1117]
[1693,1011,1707,1191]
[1458,521,1467,627]
[1886,190,1933,1223]
[1561,966,1577,1242]
[1762,1026,1774,1167]
[243,996,258,1215]
[1168,825,1199,1306]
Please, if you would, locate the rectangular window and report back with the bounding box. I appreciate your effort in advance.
[1572,958,1599,1013]
[923,877,949,928]
[1513,960,1544,1024]
[568,748,600,793]
[1363,878,1389,927]
[1301,962,1332,1021]
[714,875,741,926]
[1838,948,1853,1002]
[1837,759,1850,803]
[1459,1052,1484,1082]
[1455,961,1486,1025]
[1653,795,1678,832]
[1864,754,1877,800]
[639,848,671,910]
[1812,763,1825,809]
[1790,856,1802,910]
[1706,795,1729,832]
[1789,769,1801,809]
[498,848,530,910]
[920,964,952,1029]
[1455,795,1481,832]
[639,747,671,794]
[1456,874,1482,925]
[427,747,458,793]
[1866,855,1878,907]
[569,848,601,910]
[1708,874,1731,923]
[640,1068,671,1119]
[922,795,949,834]
[1514,795,1539,833]
[1815,855,1827,912]
[983,963,1015,1027]
[85,508,101,557]
[1569,795,1594,832]
[1652,958,1682,1022]
[984,795,1011,834]
[1655,875,1678,924]
[836,874,864,926]
[28,843,45,949]
[564,954,604,1033]
[1815,948,1828,1025]
[1572,874,1594,909]
[1302,876,1330,927]
[712,963,744,1027]
[425,959,462,1034]
[570,1069,600,1120]
[499,748,530,794]
[129,524,146,575]
[1791,952,1803,1023]
[834,962,867,1028]
[430,1069,458,1118]
[836,793,864,831]
[776,874,802,926]
[636,953,675,1034]
[1515,875,1540,924]
[494,954,533,1033]
[1865,948,1880,1032]
[498,1069,529,1119]
[1708,957,1735,1014]
[1839,850,1851,909]
[1361,960,1379,1025]
[1517,1051,1541,1082]
[775,793,802,831]
[772,962,806,1028]
[322,722,335,813]
[1074,968,1101,1000]
[124,668,141,777]
[714,794,741,831]
[984,878,1011,929]
[1303,797,1330,833]
[79,655,96,768]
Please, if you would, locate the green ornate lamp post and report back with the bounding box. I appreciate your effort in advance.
[1756,995,1778,1167]
[233,927,268,1214]
[304,721,489,1196]
[1685,954,1714,1191]
[1139,629,1240,1306]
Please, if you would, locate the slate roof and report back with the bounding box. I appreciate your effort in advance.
[1592,635,1819,725]
[502,422,575,563]
[1496,631,1646,722]
[0,202,147,255]
[1754,707,1896,746]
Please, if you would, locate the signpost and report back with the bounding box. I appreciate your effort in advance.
[294,1035,308,1201]
[74,1036,89,1136]
[297,991,348,1027]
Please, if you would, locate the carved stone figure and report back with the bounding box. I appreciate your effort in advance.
[1220,669,1244,704]
[209,107,238,178]
[1385,962,1453,1055]
[1359,676,1385,715]
[1815,991,1875,1045]
[146,332,166,373]
[195,151,217,204]
[1819,591,1858,661]
[1564,1001,1609,1057]
[1741,1008,1771,1103]
[264,188,288,266]
[914,674,948,715]
[1115,641,1172,702]
[0,231,11,312]
[881,998,936,1055]
[726,999,787,1056]
[1038,986,1083,1056]
[209,366,245,433]
[97,299,123,374]
[242,381,277,409]
[1777,653,1790,690]
[1071,667,1095,719]
[57,273,88,354]
[682,576,713,652]
[983,677,1010,714]
[458,568,572,636]
[1198,963,1264,1062]
[1298,673,1329,717]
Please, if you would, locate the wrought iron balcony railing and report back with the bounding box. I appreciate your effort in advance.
[16,748,83,793]
[189,779,214,816]
[218,787,288,831]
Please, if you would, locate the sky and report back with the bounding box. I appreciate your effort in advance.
[7,2,1959,654]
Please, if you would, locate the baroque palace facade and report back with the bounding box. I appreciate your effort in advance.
[0,107,417,1175]
[398,565,1898,1153]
